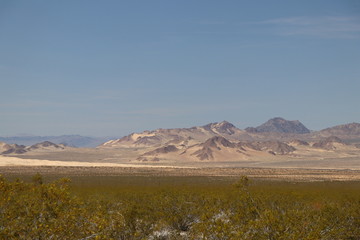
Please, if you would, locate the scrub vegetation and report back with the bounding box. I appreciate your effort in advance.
[1,174,360,239]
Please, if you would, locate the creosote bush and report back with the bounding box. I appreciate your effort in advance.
[1,174,360,239]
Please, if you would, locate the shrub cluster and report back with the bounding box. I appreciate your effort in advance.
[1,174,360,239]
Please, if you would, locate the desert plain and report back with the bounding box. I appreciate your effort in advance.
[1,118,360,181]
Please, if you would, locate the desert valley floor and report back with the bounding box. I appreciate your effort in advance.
[1,118,360,181]
[1,145,360,181]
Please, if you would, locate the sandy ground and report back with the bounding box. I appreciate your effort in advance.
[0,155,195,168]
[5,147,360,169]
[1,155,360,181]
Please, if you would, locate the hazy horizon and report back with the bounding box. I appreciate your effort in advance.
[1,1,359,137]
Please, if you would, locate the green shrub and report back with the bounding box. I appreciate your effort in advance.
[1,174,360,239]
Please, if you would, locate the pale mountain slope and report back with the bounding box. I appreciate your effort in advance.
[99,121,248,148]
[136,136,296,162]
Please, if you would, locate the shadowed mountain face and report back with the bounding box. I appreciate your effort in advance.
[246,117,310,134]
[191,136,237,160]
[143,145,179,156]
[290,140,310,146]
[248,141,296,155]
[202,136,236,149]
[312,136,346,150]
[0,142,27,154]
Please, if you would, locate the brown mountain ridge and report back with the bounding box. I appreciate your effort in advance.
[2,118,360,167]
[100,118,360,149]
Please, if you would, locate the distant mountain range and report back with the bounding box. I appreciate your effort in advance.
[0,141,68,155]
[0,135,113,148]
[100,117,360,149]
[2,117,360,150]
[1,117,360,164]
[95,117,360,162]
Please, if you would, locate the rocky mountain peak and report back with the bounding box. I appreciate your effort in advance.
[216,120,235,128]
[203,121,237,135]
[247,117,310,134]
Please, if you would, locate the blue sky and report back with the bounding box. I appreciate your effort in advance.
[1,0,360,137]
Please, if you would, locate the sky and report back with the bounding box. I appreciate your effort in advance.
[1,0,360,137]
